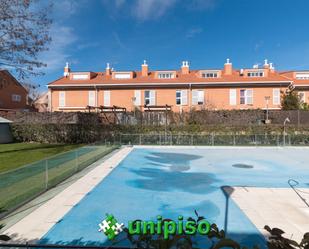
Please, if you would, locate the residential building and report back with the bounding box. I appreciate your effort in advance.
[0,70,29,110]
[47,60,307,112]
[33,92,49,112]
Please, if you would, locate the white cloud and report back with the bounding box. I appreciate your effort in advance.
[40,24,77,71]
[134,0,177,21]
[186,27,203,38]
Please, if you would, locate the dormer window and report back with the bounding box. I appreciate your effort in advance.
[247,71,264,77]
[200,70,220,78]
[201,72,218,78]
[112,71,133,79]
[158,72,175,79]
[114,73,131,79]
[71,74,89,80]
[296,72,309,80]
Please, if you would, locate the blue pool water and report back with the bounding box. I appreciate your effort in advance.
[41,147,309,248]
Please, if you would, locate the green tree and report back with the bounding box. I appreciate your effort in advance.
[281,91,301,110]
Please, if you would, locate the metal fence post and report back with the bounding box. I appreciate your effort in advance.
[139,134,142,145]
[233,134,236,146]
[191,135,193,145]
[211,133,214,146]
[277,134,280,146]
[45,159,48,190]
[75,150,79,172]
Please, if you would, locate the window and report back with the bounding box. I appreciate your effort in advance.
[104,91,110,106]
[273,89,280,105]
[158,72,174,79]
[134,90,141,106]
[192,90,204,105]
[144,90,156,105]
[176,90,188,105]
[229,89,237,105]
[298,92,306,103]
[201,72,218,78]
[240,89,253,105]
[88,91,95,106]
[247,71,264,77]
[296,73,309,80]
[12,94,21,102]
[72,74,88,80]
[59,91,65,107]
[114,73,131,79]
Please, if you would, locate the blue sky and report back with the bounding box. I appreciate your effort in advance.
[34,0,309,91]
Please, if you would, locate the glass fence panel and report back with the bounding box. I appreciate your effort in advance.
[0,145,117,215]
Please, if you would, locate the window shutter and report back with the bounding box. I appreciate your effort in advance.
[134,90,141,106]
[181,90,188,105]
[104,91,111,106]
[59,91,65,107]
[273,89,280,105]
[192,90,198,105]
[88,91,95,106]
[150,90,156,105]
[246,90,253,104]
[198,90,204,104]
[229,89,236,105]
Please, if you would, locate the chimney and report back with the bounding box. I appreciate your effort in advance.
[142,60,148,77]
[64,62,70,77]
[269,62,275,73]
[263,59,270,69]
[181,61,189,74]
[223,58,232,75]
[106,63,111,76]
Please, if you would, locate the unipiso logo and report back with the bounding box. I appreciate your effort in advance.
[98,214,211,240]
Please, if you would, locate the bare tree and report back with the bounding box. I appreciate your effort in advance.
[0,0,52,80]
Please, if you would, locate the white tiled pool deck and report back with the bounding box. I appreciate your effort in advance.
[3,147,133,243]
[229,187,309,242]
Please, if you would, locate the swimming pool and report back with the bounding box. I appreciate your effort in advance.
[40,147,309,248]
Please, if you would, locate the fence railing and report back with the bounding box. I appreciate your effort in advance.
[0,145,118,217]
[117,133,309,146]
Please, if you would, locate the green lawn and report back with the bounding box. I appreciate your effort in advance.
[0,143,83,173]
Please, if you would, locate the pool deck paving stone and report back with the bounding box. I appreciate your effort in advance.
[230,187,309,242]
[2,146,133,243]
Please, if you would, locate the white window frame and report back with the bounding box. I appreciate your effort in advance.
[240,89,253,105]
[144,90,156,105]
[296,73,309,80]
[12,94,21,102]
[134,90,141,106]
[229,89,237,105]
[273,89,280,105]
[71,74,89,80]
[88,91,95,106]
[158,72,175,79]
[247,71,264,77]
[104,90,111,106]
[176,90,188,106]
[201,72,218,78]
[192,90,204,105]
[114,73,131,79]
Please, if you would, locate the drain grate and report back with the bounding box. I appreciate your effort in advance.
[232,163,254,169]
